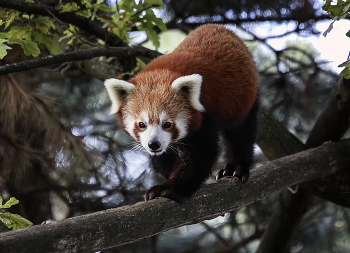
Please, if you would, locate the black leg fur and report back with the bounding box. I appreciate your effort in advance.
[145,115,219,202]
[216,96,259,183]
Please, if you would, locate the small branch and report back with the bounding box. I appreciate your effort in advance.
[220,229,264,253]
[0,46,161,75]
[0,140,350,253]
[164,15,331,34]
[201,222,231,247]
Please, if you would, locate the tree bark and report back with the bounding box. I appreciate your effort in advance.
[0,140,350,253]
[0,46,161,76]
[303,77,350,205]
[257,112,305,161]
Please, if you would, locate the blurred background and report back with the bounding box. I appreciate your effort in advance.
[1,0,350,252]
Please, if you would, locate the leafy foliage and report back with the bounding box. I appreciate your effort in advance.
[0,9,61,58]
[0,0,166,59]
[0,197,33,230]
[96,0,166,48]
[322,0,350,78]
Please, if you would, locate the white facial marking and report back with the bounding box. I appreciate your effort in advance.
[140,111,149,124]
[159,111,168,123]
[124,114,136,139]
[175,118,188,139]
[139,124,172,155]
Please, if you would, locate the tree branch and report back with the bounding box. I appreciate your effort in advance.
[0,140,350,253]
[256,113,312,253]
[302,77,350,206]
[0,46,161,75]
[257,112,305,161]
[306,77,350,147]
[256,77,350,253]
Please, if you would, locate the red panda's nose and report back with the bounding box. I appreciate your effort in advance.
[148,141,161,151]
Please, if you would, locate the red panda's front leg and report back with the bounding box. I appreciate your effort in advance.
[144,116,219,202]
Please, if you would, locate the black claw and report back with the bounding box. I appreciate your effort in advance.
[241,174,249,184]
[233,170,250,184]
[216,169,225,180]
[216,164,250,184]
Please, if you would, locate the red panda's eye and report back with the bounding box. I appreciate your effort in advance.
[163,122,172,129]
[139,122,146,128]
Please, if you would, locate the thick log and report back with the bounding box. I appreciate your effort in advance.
[0,140,349,253]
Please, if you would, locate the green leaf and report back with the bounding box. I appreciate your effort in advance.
[33,17,56,30]
[0,33,9,39]
[94,4,116,12]
[9,26,33,39]
[76,9,92,18]
[60,2,79,13]
[0,212,33,230]
[0,41,10,59]
[82,0,93,8]
[0,197,19,209]
[0,42,11,59]
[339,60,350,68]
[339,67,350,79]
[33,31,62,55]
[1,9,20,29]
[25,0,34,2]
[120,0,137,12]
[112,27,130,42]
[8,38,40,57]
[339,60,350,79]
[0,196,2,206]
[144,9,166,31]
[136,58,146,69]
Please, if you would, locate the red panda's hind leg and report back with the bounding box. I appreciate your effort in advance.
[216,97,259,183]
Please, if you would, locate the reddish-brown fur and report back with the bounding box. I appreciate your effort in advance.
[127,24,258,131]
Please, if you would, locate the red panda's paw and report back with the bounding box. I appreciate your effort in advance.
[233,168,250,184]
[144,184,187,202]
[216,163,250,184]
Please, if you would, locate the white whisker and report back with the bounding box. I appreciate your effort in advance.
[128,143,144,153]
[169,144,187,167]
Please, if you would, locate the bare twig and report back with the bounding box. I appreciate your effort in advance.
[201,222,231,247]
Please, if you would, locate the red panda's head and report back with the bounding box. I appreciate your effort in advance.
[105,74,205,156]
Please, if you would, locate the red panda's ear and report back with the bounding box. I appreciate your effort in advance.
[104,78,135,114]
[171,74,205,112]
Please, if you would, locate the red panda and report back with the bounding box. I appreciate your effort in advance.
[105,24,259,202]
